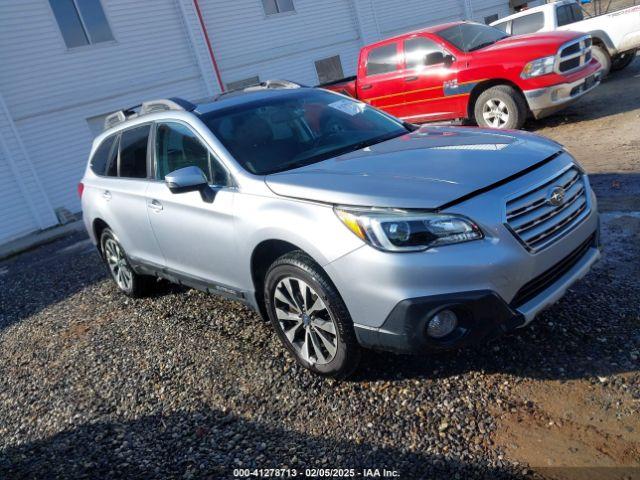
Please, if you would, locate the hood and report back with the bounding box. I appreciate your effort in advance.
[481,31,580,57]
[265,126,562,209]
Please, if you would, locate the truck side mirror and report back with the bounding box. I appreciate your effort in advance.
[424,51,445,66]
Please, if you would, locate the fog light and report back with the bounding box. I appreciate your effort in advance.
[426,309,458,338]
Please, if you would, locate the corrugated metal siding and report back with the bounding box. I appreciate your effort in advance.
[0,0,210,217]
[198,0,363,85]
[371,0,467,36]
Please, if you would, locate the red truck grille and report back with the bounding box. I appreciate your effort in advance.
[557,36,593,74]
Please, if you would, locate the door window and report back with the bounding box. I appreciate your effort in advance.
[511,12,544,35]
[119,125,150,178]
[155,123,229,186]
[557,4,584,27]
[366,43,399,76]
[404,36,444,70]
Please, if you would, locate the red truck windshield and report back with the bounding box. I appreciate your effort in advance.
[438,23,509,52]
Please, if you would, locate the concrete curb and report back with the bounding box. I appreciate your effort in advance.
[0,220,86,261]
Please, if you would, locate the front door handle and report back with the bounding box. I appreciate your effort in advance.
[361,84,372,91]
[404,76,419,82]
[102,190,112,201]
[148,199,163,212]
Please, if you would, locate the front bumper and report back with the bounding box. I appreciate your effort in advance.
[353,232,600,354]
[524,69,603,119]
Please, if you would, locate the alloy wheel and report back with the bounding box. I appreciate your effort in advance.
[273,276,338,365]
[104,237,133,291]
[482,98,510,128]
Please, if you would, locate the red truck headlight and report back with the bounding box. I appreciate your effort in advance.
[521,56,556,79]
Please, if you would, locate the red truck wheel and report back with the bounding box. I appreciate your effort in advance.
[474,85,527,130]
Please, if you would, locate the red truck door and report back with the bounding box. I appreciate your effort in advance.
[357,41,408,119]
[400,34,462,123]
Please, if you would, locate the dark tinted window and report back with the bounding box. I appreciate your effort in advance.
[119,125,150,179]
[404,37,443,69]
[155,123,229,186]
[438,23,508,52]
[105,135,119,177]
[90,135,115,175]
[557,4,584,27]
[262,0,294,15]
[366,44,399,76]
[49,0,113,48]
[512,12,544,35]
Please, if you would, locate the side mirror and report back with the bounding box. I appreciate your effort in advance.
[165,166,208,193]
[444,54,455,67]
[424,51,445,66]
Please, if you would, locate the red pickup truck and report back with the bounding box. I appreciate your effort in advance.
[322,22,603,129]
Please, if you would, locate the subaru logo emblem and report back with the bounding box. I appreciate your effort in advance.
[547,186,566,207]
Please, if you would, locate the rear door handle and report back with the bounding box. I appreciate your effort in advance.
[102,190,112,201]
[361,84,372,90]
[148,199,163,212]
[404,76,419,82]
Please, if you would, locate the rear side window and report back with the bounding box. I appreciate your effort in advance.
[492,21,509,33]
[511,12,544,35]
[404,36,443,69]
[119,125,150,178]
[366,43,399,76]
[90,135,115,175]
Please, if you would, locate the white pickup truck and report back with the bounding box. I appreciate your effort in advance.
[491,0,640,75]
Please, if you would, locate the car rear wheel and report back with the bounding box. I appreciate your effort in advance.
[591,45,611,77]
[100,228,155,297]
[264,251,361,379]
[474,85,527,130]
[611,50,636,72]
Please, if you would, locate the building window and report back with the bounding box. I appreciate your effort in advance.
[226,76,260,91]
[49,0,114,48]
[315,56,344,84]
[262,0,295,16]
[484,14,499,24]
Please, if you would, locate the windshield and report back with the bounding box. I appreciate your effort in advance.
[437,23,509,52]
[200,89,408,175]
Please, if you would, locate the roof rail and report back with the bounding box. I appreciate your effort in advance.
[103,97,196,131]
[214,79,305,101]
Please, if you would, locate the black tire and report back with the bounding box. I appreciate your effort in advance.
[264,251,361,379]
[100,228,156,297]
[591,45,611,77]
[611,50,637,72]
[474,85,527,130]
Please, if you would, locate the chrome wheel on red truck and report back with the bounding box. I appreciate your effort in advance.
[474,85,527,130]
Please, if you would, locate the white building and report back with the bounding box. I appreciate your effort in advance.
[0,0,536,245]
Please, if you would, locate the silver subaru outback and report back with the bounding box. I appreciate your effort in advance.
[81,86,600,378]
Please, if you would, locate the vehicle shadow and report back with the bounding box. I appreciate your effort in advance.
[0,407,529,480]
[525,56,640,130]
[0,231,183,333]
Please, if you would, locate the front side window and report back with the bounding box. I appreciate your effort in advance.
[201,89,408,175]
[437,23,508,52]
[155,123,229,186]
[262,0,294,15]
[404,37,444,70]
[90,134,116,175]
[119,125,150,179]
[511,12,544,35]
[366,43,400,76]
[49,0,114,48]
[557,4,584,27]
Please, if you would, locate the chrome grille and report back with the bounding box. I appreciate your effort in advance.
[505,165,590,252]
[557,36,592,74]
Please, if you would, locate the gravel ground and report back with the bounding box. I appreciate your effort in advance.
[1,52,639,480]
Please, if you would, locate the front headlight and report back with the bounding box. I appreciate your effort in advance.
[334,207,483,252]
[521,55,556,79]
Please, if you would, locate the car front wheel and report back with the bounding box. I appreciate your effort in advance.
[264,251,361,379]
[474,85,527,130]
